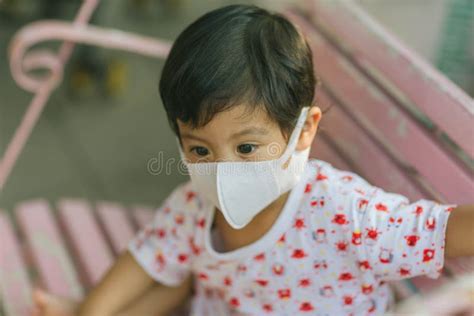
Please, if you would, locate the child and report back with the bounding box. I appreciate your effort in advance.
[33,4,474,316]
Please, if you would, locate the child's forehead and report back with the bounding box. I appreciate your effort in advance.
[178,104,279,134]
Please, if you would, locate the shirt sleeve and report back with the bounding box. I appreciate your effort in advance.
[319,161,458,282]
[127,182,197,287]
[353,185,457,282]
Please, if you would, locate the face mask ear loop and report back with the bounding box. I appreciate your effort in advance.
[278,106,310,164]
[176,136,188,163]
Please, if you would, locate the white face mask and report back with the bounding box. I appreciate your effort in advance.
[177,106,311,229]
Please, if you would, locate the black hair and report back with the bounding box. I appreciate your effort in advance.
[159,4,319,139]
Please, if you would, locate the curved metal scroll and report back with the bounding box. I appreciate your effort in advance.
[0,0,172,192]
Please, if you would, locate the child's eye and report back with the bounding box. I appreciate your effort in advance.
[190,146,209,156]
[237,144,258,155]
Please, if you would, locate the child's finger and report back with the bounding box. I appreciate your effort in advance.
[32,287,47,305]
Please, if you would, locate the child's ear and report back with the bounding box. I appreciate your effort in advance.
[296,106,322,151]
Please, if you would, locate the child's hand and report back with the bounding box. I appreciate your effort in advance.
[30,288,79,316]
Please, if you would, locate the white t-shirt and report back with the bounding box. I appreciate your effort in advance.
[128,158,456,315]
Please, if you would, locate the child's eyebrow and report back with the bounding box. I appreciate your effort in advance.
[180,133,209,143]
[232,127,269,139]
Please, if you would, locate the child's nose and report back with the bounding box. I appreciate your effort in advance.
[212,148,237,163]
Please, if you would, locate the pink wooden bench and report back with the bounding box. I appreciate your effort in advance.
[283,0,474,303]
[0,1,172,312]
[0,199,155,315]
[1,0,473,314]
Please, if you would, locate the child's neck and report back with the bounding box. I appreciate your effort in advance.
[213,190,291,252]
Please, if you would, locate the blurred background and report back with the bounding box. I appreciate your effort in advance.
[0,0,473,211]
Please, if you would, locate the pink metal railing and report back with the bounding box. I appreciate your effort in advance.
[0,0,172,192]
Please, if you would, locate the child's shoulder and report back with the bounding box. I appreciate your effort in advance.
[305,158,377,201]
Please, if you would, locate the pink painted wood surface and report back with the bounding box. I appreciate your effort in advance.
[317,90,426,200]
[131,206,155,229]
[445,257,474,276]
[96,202,136,255]
[15,200,83,300]
[57,199,113,287]
[310,135,352,172]
[298,1,474,158]
[0,212,34,316]
[409,275,450,295]
[284,10,473,204]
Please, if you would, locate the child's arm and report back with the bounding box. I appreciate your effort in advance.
[445,205,474,258]
[73,181,197,315]
[76,250,191,316]
[323,164,459,281]
[76,250,152,315]
[75,181,198,315]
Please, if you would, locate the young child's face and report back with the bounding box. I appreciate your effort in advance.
[178,104,321,163]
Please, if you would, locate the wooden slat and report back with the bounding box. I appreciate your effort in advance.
[409,275,450,295]
[130,206,155,229]
[15,200,83,300]
[298,1,474,157]
[390,275,450,301]
[445,257,474,276]
[284,10,474,204]
[310,132,353,172]
[96,202,135,255]
[318,90,425,200]
[0,212,33,316]
[57,199,114,287]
